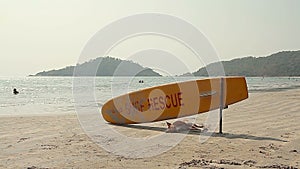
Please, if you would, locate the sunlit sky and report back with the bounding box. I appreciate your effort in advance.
[1,0,300,76]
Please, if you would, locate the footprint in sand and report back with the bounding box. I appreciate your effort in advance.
[40,144,58,150]
[280,132,295,139]
[17,137,30,143]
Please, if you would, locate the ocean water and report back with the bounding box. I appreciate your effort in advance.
[0,76,299,116]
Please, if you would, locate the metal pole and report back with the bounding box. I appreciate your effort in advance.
[219,78,224,134]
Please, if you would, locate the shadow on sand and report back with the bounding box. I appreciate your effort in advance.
[110,123,287,142]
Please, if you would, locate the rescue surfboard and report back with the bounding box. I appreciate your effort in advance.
[101,77,248,124]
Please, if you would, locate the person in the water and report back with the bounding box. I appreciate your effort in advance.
[13,88,19,95]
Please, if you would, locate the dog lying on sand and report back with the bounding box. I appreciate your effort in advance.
[166,120,206,133]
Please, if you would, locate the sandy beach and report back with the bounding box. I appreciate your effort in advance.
[1,89,299,169]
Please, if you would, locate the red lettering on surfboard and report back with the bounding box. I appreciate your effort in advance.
[159,96,165,109]
[178,92,184,106]
[124,92,184,113]
[165,95,171,108]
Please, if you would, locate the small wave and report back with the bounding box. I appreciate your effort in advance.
[249,85,300,93]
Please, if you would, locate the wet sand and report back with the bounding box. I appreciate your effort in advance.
[0,89,299,169]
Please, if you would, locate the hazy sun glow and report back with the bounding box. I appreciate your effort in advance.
[0,0,299,76]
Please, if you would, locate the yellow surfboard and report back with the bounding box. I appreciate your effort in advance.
[101,77,248,124]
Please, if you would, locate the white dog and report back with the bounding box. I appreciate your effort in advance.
[166,120,205,133]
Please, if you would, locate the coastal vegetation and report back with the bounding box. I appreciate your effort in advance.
[33,57,161,76]
[192,50,300,76]
[33,50,300,77]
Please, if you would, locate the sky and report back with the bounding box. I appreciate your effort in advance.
[0,0,300,76]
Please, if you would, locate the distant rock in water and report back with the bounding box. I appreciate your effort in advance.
[34,57,161,76]
[192,50,300,77]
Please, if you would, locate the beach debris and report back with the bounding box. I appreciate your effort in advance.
[41,144,58,150]
[178,159,211,168]
[257,164,298,169]
[27,166,49,169]
[179,158,243,168]
[219,159,241,165]
[289,149,298,153]
[17,137,30,143]
[259,143,279,151]
[179,158,298,169]
[243,160,257,167]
